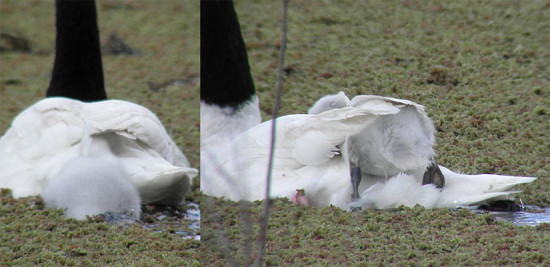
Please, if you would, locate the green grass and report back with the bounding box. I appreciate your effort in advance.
[202,0,549,265]
[1,189,200,266]
[1,0,199,265]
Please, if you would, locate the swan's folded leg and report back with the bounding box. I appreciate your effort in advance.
[350,166,362,211]
[422,161,445,188]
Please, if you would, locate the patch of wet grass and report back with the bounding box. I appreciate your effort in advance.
[1,0,199,265]
[202,0,549,265]
[202,197,550,265]
[1,189,200,265]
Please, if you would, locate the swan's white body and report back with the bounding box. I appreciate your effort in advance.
[202,91,535,210]
[200,97,262,182]
[42,134,141,220]
[0,97,198,204]
[308,92,536,209]
[201,97,404,208]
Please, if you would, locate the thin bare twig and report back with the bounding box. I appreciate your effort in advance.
[255,0,289,265]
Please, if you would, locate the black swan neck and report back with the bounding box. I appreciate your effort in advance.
[47,0,107,102]
[200,0,256,108]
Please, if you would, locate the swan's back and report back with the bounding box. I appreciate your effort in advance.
[0,98,197,204]
[82,99,190,167]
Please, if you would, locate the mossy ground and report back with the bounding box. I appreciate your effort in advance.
[202,0,549,265]
[1,0,199,265]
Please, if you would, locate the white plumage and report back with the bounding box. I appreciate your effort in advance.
[202,91,536,210]
[201,97,402,208]
[42,133,142,220]
[0,97,198,205]
[307,91,351,115]
[310,93,436,179]
[308,92,536,209]
[349,95,436,178]
[359,167,536,209]
[200,96,261,154]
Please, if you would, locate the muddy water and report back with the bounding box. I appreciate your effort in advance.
[141,202,200,240]
[100,202,200,240]
[469,205,550,226]
[181,203,200,240]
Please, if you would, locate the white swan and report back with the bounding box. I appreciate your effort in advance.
[198,1,448,208]
[0,97,198,205]
[42,132,141,220]
[0,0,197,207]
[309,92,536,209]
[199,1,534,210]
[200,0,261,152]
[201,97,405,208]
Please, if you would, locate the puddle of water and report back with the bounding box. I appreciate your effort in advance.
[100,202,201,240]
[183,203,200,241]
[467,205,550,226]
[97,211,139,225]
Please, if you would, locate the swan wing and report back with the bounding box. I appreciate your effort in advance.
[287,104,403,166]
[83,100,190,167]
[350,95,428,117]
[86,132,198,205]
[202,103,398,205]
[0,98,85,197]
